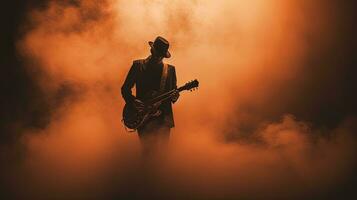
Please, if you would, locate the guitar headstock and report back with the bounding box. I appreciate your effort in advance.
[179,79,199,92]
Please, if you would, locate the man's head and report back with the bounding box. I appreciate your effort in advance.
[149,36,171,63]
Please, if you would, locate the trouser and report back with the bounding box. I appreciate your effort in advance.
[137,121,171,157]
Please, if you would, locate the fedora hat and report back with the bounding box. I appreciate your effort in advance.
[148,36,171,58]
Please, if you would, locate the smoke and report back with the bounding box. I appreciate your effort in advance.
[4,0,356,199]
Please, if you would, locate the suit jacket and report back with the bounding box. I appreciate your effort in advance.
[121,56,177,128]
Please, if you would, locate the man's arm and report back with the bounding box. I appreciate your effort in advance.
[121,62,137,104]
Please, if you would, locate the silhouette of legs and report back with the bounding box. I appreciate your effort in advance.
[138,122,170,158]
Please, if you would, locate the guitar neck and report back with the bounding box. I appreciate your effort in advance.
[147,86,185,105]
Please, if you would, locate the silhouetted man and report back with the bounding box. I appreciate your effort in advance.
[121,36,179,156]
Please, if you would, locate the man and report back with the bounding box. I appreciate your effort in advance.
[121,36,179,155]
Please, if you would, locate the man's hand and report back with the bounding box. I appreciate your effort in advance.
[171,90,180,103]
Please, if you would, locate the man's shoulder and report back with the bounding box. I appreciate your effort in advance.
[132,59,145,65]
[165,63,175,70]
[131,59,146,72]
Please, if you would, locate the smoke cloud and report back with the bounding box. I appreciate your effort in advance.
[3,0,356,199]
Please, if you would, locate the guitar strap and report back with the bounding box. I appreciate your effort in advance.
[160,63,168,92]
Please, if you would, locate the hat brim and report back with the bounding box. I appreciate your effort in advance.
[148,41,171,58]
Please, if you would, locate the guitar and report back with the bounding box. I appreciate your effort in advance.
[122,79,199,130]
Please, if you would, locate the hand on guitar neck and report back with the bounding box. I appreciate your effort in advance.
[171,90,180,102]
